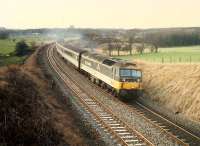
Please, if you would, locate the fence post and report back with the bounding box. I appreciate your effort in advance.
[162,57,164,63]
[179,57,182,63]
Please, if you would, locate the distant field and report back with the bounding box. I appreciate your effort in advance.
[0,39,16,55]
[0,36,46,55]
[0,36,46,66]
[117,46,200,63]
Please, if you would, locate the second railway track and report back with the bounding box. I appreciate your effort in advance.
[130,101,200,146]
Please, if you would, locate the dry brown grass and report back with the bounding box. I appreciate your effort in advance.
[0,47,91,145]
[136,61,200,122]
[0,66,63,146]
[23,47,91,145]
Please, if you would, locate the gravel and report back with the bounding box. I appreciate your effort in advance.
[52,49,185,146]
[138,96,200,137]
[137,96,200,145]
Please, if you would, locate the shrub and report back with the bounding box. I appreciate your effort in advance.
[15,40,30,56]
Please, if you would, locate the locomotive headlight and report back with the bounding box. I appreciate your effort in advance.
[137,78,141,82]
[122,78,126,82]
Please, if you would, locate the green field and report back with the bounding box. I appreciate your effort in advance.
[117,46,200,63]
[0,39,16,55]
[0,36,46,66]
[0,36,46,55]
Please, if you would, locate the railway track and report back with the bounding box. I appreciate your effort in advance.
[69,56,199,146]
[83,71,199,146]
[47,45,154,146]
[131,101,200,146]
[45,43,199,146]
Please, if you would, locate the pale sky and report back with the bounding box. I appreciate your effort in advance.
[0,0,200,29]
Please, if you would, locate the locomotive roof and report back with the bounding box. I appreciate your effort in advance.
[83,52,113,63]
[82,52,138,69]
[114,62,138,69]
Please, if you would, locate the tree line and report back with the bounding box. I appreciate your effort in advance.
[143,29,200,47]
[82,27,200,56]
[0,30,9,39]
[82,31,158,56]
[1,27,200,53]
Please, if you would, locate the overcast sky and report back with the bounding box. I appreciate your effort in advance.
[0,0,200,29]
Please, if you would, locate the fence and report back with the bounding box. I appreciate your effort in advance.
[104,49,200,63]
[138,56,200,63]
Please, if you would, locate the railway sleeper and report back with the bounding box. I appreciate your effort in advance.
[121,135,135,139]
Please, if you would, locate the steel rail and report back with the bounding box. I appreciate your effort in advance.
[51,43,192,146]
[46,46,154,146]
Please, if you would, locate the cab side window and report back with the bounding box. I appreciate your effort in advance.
[114,68,119,80]
[115,69,119,76]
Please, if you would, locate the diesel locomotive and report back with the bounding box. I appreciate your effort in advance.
[56,43,142,99]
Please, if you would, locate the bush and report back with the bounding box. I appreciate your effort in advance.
[15,40,30,56]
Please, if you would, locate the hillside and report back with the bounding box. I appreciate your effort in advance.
[137,61,200,122]
[0,47,96,146]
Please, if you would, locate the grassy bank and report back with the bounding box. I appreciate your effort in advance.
[137,61,200,122]
[0,66,63,145]
[117,46,200,63]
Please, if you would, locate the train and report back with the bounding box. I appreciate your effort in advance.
[56,42,143,99]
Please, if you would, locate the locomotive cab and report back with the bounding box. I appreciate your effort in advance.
[112,63,143,99]
[119,69,142,83]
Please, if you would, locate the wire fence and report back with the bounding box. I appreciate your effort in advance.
[105,50,200,63]
[135,56,200,63]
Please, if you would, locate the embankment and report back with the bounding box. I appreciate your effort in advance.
[137,61,200,122]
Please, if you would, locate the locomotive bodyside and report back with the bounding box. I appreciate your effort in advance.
[80,52,142,98]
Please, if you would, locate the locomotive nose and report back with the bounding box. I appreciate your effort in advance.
[121,82,140,90]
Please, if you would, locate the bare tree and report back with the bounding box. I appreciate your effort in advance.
[153,43,158,53]
[115,42,122,56]
[135,45,144,54]
[142,32,145,53]
[128,36,134,55]
[149,43,158,53]
[107,42,114,56]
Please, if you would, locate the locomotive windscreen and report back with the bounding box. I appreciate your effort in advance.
[103,59,116,66]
